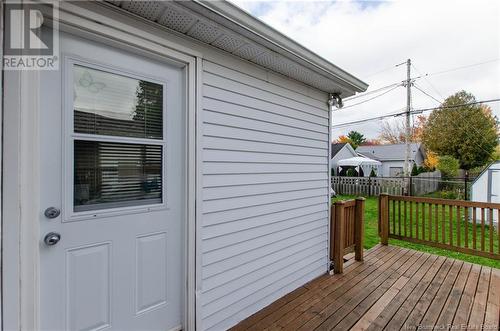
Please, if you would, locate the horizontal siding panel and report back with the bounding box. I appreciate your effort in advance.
[202,203,327,239]
[203,259,327,330]
[203,162,327,175]
[203,93,328,129]
[203,171,327,187]
[203,109,327,141]
[202,238,327,298]
[203,123,327,149]
[206,264,326,331]
[203,149,327,165]
[202,210,328,252]
[203,187,327,214]
[202,220,326,266]
[202,195,328,226]
[203,136,326,157]
[203,180,327,201]
[202,248,327,317]
[203,60,327,108]
[200,60,330,331]
[203,74,328,119]
[202,226,327,280]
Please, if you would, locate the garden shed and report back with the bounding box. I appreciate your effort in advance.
[471,160,500,224]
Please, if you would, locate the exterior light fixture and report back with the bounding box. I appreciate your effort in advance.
[328,93,343,110]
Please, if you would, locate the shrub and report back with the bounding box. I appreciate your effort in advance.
[437,155,460,179]
[346,168,357,177]
[411,163,419,176]
[440,190,458,200]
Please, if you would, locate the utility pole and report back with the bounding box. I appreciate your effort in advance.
[404,59,411,177]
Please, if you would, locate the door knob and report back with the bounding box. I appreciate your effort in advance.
[44,232,61,246]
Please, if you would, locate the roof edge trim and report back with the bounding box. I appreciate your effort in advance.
[193,0,368,93]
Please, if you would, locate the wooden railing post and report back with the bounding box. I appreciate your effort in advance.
[380,194,389,245]
[333,201,345,273]
[355,197,365,261]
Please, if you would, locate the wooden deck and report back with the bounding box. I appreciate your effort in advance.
[231,245,500,331]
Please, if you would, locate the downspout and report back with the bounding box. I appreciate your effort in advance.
[327,93,343,274]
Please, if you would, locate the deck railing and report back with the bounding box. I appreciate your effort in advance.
[330,198,365,273]
[379,194,500,260]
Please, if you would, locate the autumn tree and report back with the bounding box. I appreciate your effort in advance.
[337,135,351,144]
[379,115,427,144]
[423,150,439,171]
[362,138,382,146]
[421,91,498,170]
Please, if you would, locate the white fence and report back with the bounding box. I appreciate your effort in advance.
[332,171,442,197]
[331,176,406,196]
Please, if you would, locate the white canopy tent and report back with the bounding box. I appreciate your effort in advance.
[335,156,382,177]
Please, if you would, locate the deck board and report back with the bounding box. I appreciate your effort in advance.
[231,245,500,331]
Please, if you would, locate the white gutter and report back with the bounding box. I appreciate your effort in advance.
[188,0,369,93]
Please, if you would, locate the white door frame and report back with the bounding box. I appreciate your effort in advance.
[2,2,202,330]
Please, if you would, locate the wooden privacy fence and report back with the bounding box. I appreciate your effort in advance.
[330,198,365,273]
[379,194,500,260]
[332,176,405,196]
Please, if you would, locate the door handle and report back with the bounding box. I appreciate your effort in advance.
[44,232,61,246]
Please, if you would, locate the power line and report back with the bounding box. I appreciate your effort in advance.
[411,64,445,100]
[344,82,401,101]
[332,108,406,128]
[408,98,500,114]
[413,83,442,104]
[364,65,398,78]
[340,84,401,110]
[413,58,500,80]
[332,98,500,128]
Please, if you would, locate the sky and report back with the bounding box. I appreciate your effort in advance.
[229,0,500,140]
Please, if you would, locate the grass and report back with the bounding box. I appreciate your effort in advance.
[333,195,500,269]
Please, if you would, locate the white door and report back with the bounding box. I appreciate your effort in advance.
[39,32,186,331]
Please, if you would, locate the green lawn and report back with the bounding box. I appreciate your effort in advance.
[333,195,500,269]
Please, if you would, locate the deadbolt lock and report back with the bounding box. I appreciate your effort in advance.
[44,207,61,219]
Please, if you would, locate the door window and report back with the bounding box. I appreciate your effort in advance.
[72,64,165,212]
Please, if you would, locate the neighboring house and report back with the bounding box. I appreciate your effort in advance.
[1,2,367,331]
[357,143,426,177]
[330,143,358,175]
[471,161,500,224]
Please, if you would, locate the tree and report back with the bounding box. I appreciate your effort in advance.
[421,91,499,169]
[423,150,439,171]
[346,131,366,149]
[379,120,405,144]
[437,155,460,178]
[411,163,419,176]
[362,138,382,146]
[379,115,427,144]
[492,145,500,161]
[337,135,351,144]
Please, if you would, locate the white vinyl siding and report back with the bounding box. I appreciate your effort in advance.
[200,60,330,330]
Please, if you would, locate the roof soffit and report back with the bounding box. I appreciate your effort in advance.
[105,0,367,95]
